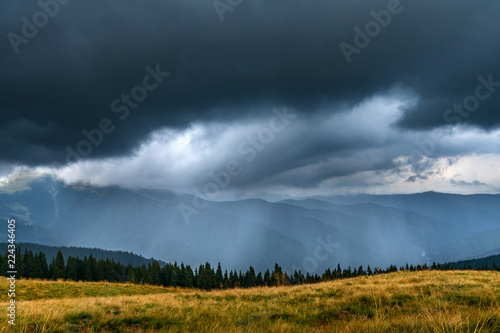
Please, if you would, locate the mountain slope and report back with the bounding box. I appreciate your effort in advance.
[322,192,500,233]
[0,177,499,272]
[429,228,500,262]
[0,242,166,267]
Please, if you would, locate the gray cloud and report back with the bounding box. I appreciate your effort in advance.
[22,96,494,196]
[1,0,500,169]
[450,179,487,187]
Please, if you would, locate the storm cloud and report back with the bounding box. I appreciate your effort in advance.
[1,0,499,195]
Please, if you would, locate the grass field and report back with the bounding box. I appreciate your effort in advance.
[1,270,499,332]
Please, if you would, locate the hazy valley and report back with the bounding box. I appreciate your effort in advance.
[1,176,499,273]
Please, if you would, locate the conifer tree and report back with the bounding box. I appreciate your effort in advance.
[66,256,79,281]
[198,263,214,290]
[16,247,24,277]
[148,260,161,285]
[246,266,256,287]
[215,262,223,289]
[23,249,34,278]
[184,265,194,288]
[53,250,66,280]
[263,269,271,286]
[271,263,284,286]
[84,255,97,281]
[256,272,263,286]
[0,253,5,277]
[32,252,45,279]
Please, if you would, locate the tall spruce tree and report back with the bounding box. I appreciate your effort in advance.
[271,263,284,286]
[246,266,256,287]
[66,256,79,281]
[52,250,66,280]
[215,263,223,289]
[263,269,271,286]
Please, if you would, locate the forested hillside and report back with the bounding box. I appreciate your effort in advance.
[0,242,164,267]
[2,244,499,291]
[438,254,500,270]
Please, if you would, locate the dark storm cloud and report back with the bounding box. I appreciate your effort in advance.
[1,0,499,166]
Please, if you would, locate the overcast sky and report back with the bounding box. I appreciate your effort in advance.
[1,0,499,197]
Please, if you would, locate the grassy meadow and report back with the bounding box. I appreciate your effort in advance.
[1,270,499,332]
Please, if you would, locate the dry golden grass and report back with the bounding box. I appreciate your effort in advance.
[1,270,499,332]
[0,279,171,302]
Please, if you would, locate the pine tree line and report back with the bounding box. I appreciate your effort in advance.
[1,246,498,290]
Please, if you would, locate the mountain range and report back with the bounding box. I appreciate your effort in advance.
[1,176,499,273]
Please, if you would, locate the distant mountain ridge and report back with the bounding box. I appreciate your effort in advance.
[0,176,499,272]
[0,242,166,267]
[439,254,500,269]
